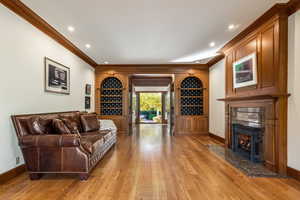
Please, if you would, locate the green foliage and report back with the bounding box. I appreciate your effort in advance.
[140,93,162,111]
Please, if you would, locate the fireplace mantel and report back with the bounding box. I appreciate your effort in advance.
[218,93,290,102]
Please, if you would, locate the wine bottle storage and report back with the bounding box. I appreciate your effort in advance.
[180,77,204,116]
[100,77,123,116]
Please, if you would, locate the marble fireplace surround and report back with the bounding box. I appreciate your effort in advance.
[219,95,289,175]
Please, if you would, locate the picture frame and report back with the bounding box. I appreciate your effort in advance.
[45,57,70,94]
[85,84,91,95]
[233,52,258,88]
[85,96,91,109]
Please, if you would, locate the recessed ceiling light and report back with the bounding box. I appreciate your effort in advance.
[85,44,91,49]
[67,26,75,32]
[209,42,215,47]
[228,24,235,30]
[104,61,109,64]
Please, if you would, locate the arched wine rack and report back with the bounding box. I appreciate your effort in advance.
[100,77,123,116]
[180,77,203,116]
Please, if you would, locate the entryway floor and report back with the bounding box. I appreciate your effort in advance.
[1,124,300,200]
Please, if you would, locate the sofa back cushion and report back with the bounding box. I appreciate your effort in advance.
[61,118,81,136]
[52,119,72,134]
[60,112,82,132]
[80,114,100,132]
[26,117,47,135]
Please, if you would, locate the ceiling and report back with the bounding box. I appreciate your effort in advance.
[22,0,288,65]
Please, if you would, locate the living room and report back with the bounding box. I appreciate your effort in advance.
[1,0,300,199]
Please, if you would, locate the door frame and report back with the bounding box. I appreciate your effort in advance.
[135,91,167,124]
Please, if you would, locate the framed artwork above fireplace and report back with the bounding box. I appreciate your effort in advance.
[233,53,257,89]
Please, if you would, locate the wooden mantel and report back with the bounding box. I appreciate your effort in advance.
[218,94,291,102]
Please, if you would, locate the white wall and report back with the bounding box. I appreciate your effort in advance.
[288,10,300,171]
[0,6,95,174]
[209,59,226,138]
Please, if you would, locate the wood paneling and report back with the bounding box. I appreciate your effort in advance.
[95,65,209,135]
[96,65,208,74]
[0,0,97,67]
[95,73,129,134]
[174,72,209,135]
[221,9,289,175]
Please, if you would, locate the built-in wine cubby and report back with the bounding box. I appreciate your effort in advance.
[180,77,203,115]
[100,77,123,116]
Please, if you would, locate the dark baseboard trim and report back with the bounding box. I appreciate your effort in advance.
[0,164,26,184]
[287,166,300,182]
[209,132,225,144]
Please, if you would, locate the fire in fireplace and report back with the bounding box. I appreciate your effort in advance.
[231,107,265,163]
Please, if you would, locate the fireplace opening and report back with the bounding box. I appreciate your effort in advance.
[231,107,265,163]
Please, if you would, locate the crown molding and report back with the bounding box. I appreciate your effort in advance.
[0,0,98,67]
[287,0,300,15]
[207,54,225,67]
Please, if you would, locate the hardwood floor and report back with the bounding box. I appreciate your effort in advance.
[1,124,300,200]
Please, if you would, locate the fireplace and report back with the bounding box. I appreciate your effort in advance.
[231,107,265,163]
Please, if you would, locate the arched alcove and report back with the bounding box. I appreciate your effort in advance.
[100,77,123,115]
[180,76,203,115]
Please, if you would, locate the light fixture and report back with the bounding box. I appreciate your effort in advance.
[228,24,235,30]
[67,26,75,32]
[209,42,215,47]
[104,61,109,64]
[85,44,91,49]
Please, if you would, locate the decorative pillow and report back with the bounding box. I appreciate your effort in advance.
[61,118,81,136]
[26,116,46,135]
[39,117,55,134]
[59,113,82,132]
[52,119,72,134]
[80,114,100,132]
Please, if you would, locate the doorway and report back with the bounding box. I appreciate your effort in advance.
[138,92,163,124]
[129,75,174,134]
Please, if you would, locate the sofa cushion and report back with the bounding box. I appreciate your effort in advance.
[81,134,104,154]
[26,117,47,135]
[80,130,112,141]
[52,119,72,134]
[61,118,81,136]
[80,114,100,132]
[60,112,82,132]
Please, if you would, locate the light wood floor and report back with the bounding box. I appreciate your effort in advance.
[1,124,300,200]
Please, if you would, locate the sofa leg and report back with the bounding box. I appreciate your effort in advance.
[29,173,42,180]
[79,173,89,181]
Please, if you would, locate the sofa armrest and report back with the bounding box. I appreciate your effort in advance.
[20,134,81,148]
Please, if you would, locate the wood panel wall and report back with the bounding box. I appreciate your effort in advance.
[224,14,287,97]
[174,73,209,135]
[221,10,289,175]
[95,66,209,135]
[95,72,129,134]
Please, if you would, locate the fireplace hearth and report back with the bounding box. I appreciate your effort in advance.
[231,107,265,163]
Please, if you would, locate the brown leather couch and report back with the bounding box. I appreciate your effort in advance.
[11,111,117,180]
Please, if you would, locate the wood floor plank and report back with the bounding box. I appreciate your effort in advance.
[1,124,300,200]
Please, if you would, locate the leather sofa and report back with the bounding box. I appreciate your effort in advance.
[11,111,117,180]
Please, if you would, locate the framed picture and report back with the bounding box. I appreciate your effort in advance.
[45,57,70,94]
[85,96,91,109]
[85,84,91,95]
[233,52,258,88]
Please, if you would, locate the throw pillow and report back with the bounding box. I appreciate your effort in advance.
[52,118,72,134]
[26,116,46,135]
[80,114,100,132]
[61,118,81,136]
